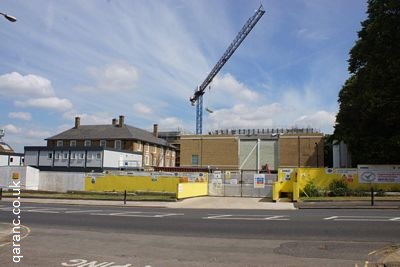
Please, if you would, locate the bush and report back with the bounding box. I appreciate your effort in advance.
[328,179,351,196]
[302,181,319,197]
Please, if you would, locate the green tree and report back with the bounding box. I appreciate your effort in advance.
[335,0,400,165]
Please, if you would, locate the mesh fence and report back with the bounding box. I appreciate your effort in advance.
[208,170,276,197]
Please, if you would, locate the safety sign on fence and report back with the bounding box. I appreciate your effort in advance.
[254,174,265,188]
[358,165,400,184]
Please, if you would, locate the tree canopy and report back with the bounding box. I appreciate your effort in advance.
[335,0,400,165]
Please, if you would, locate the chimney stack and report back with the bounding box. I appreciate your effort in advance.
[112,118,118,126]
[119,115,125,128]
[74,117,80,128]
[153,124,158,137]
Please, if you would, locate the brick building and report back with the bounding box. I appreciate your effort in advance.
[179,128,324,171]
[25,116,176,171]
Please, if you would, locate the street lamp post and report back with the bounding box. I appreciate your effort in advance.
[315,142,319,168]
[0,12,17,22]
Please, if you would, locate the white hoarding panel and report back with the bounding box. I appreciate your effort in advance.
[358,165,400,184]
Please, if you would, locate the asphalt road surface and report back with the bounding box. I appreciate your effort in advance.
[0,202,399,267]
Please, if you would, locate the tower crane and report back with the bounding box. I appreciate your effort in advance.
[190,5,265,134]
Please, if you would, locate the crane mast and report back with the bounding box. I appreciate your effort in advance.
[190,5,265,134]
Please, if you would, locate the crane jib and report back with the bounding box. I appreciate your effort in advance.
[191,5,265,134]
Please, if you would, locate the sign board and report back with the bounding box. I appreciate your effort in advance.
[358,165,400,184]
[280,169,293,181]
[254,174,265,189]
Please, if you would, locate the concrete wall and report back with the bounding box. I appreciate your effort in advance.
[0,166,40,190]
[38,171,86,192]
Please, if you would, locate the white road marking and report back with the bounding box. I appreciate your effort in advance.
[324,216,400,222]
[26,207,68,214]
[324,216,338,220]
[64,209,103,214]
[204,214,290,221]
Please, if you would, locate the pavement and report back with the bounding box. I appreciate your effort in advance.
[0,196,296,210]
[296,200,400,209]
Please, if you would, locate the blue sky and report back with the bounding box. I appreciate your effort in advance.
[0,0,367,152]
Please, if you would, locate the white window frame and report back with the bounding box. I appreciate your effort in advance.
[96,152,102,160]
[166,150,170,156]
[152,156,157,166]
[71,153,76,160]
[145,143,149,153]
[100,140,107,148]
[57,140,63,147]
[79,153,85,160]
[115,140,122,150]
[70,140,76,147]
[48,153,53,159]
[84,140,91,147]
[145,155,150,166]
[55,153,61,160]
[137,141,142,151]
[153,145,157,153]
[63,152,69,159]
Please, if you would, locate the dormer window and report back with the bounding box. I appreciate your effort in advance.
[57,140,63,147]
[84,140,91,147]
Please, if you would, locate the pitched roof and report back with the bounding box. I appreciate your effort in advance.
[46,124,170,147]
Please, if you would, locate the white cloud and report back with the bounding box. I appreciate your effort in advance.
[8,112,32,121]
[157,117,184,130]
[211,73,260,104]
[206,103,283,130]
[2,124,22,134]
[15,97,73,112]
[133,103,153,115]
[76,62,140,93]
[297,28,329,41]
[62,110,112,125]
[0,72,55,97]
[25,129,51,138]
[294,110,336,132]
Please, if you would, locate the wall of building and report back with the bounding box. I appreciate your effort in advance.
[180,136,239,170]
[279,135,324,167]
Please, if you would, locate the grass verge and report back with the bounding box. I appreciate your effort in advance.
[301,196,400,202]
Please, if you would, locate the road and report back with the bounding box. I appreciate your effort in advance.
[0,202,399,267]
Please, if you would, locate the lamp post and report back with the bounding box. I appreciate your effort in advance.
[315,142,319,168]
[0,12,17,22]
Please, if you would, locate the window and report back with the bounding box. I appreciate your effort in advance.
[153,145,157,153]
[160,148,164,155]
[166,150,170,156]
[152,156,157,166]
[145,143,149,152]
[115,140,122,150]
[172,151,176,157]
[10,157,14,163]
[96,153,101,159]
[57,140,63,147]
[70,140,76,147]
[145,155,150,166]
[48,153,53,159]
[79,153,85,159]
[63,153,69,159]
[191,155,199,166]
[137,141,142,151]
[100,140,107,148]
[55,153,61,159]
[84,140,91,147]
[71,153,76,160]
